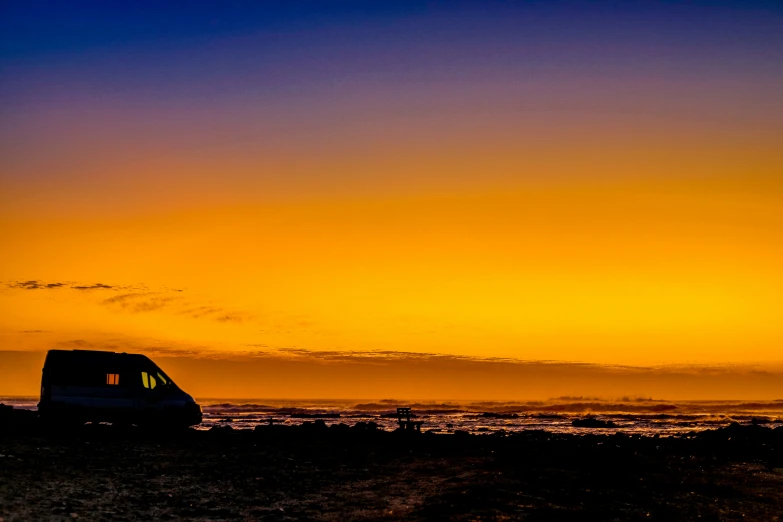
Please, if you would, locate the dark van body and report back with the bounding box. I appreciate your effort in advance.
[38,349,202,427]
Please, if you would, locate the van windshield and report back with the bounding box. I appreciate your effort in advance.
[141,368,174,390]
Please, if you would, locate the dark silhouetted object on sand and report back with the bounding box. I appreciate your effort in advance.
[38,349,202,428]
[397,407,424,432]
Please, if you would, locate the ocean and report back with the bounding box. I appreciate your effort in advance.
[4,396,782,435]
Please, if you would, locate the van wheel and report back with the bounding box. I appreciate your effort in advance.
[40,416,85,434]
[110,421,134,432]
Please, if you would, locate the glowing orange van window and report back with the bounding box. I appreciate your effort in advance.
[106,373,120,385]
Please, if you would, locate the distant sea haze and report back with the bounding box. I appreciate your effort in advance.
[4,397,782,435]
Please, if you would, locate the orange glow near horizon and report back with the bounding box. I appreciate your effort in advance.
[2,174,783,399]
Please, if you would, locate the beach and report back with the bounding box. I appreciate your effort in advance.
[2,408,783,521]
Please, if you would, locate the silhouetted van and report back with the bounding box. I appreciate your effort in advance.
[38,349,202,427]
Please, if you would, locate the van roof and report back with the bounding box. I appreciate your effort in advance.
[44,349,152,367]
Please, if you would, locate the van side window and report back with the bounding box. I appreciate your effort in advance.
[106,373,120,385]
[141,372,157,389]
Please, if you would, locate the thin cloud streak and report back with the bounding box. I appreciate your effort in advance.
[4,279,251,325]
[5,280,122,291]
[72,283,114,290]
[101,293,178,313]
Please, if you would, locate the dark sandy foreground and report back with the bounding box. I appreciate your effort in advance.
[2,410,783,521]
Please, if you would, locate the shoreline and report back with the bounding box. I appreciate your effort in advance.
[6,398,783,437]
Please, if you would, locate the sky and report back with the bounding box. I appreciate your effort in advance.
[1,1,782,399]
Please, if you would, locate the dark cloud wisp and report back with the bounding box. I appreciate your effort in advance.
[7,280,115,291]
